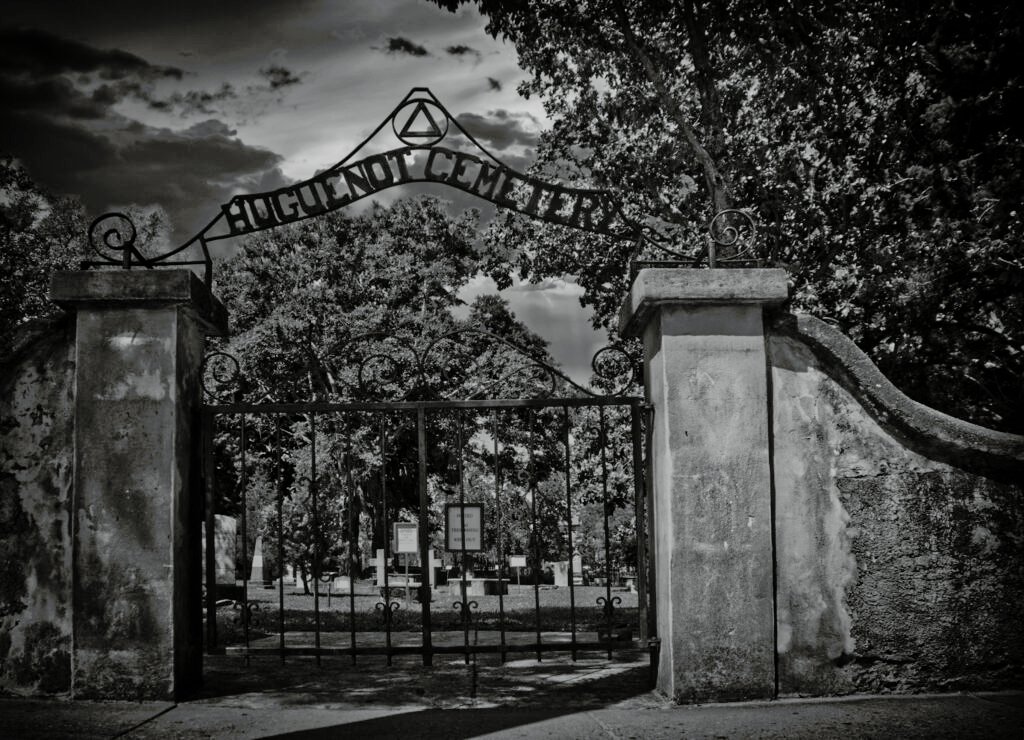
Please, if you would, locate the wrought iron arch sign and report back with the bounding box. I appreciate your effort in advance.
[83,87,757,284]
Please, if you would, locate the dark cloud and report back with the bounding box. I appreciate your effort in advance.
[150,83,237,116]
[487,77,502,92]
[183,119,237,138]
[0,26,244,119]
[455,110,539,151]
[1,108,288,242]
[0,28,290,244]
[0,26,190,114]
[144,68,303,117]
[0,74,109,119]
[2,2,324,45]
[259,65,302,90]
[446,44,480,59]
[0,27,182,80]
[381,37,430,57]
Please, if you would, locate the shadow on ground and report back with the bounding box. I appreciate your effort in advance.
[263,707,612,739]
[195,649,661,711]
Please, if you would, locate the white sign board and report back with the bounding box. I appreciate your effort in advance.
[509,555,527,568]
[445,504,484,552]
[393,522,419,554]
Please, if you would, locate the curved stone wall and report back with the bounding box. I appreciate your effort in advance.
[768,312,1024,696]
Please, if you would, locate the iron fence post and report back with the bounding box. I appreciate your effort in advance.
[631,402,649,643]
[202,408,217,653]
[417,406,433,666]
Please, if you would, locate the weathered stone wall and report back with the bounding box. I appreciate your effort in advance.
[2,271,223,700]
[0,316,76,695]
[769,313,1024,696]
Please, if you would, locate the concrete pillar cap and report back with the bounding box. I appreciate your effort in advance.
[617,268,789,338]
[49,270,229,336]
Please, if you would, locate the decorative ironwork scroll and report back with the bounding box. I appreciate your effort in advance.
[202,329,640,403]
[708,209,758,265]
[81,87,758,284]
[375,596,402,629]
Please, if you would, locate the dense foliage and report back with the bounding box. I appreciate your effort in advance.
[0,156,87,345]
[434,0,1024,433]
[1,155,180,350]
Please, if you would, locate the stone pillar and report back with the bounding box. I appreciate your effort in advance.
[618,268,788,702]
[50,270,227,700]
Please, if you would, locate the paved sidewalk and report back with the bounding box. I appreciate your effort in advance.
[2,653,1021,739]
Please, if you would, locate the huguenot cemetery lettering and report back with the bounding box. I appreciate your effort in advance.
[222,145,627,238]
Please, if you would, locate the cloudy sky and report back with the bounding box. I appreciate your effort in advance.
[1,0,605,382]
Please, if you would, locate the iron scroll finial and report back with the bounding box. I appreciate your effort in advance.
[707,209,757,267]
[88,212,142,269]
[590,344,639,396]
[202,350,243,402]
[83,209,216,284]
[627,207,761,271]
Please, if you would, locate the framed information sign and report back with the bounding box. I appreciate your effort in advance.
[445,504,484,552]
[392,522,419,554]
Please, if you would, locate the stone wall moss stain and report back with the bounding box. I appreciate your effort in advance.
[838,460,1024,693]
[0,317,75,695]
[74,650,171,701]
[10,622,71,694]
[77,549,157,645]
[0,475,38,617]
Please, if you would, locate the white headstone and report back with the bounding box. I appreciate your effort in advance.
[425,549,443,589]
[373,548,387,586]
[214,514,236,584]
[250,535,265,584]
[552,560,570,587]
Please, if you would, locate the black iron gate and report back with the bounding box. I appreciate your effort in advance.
[200,393,654,669]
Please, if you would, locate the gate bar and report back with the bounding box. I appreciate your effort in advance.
[275,417,286,661]
[346,441,357,665]
[599,406,613,660]
[631,404,648,643]
[457,412,471,663]
[380,415,394,665]
[528,410,542,661]
[416,406,433,665]
[643,404,657,642]
[202,408,217,652]
[240,414,250,663]
[492,410,508,663]
[564,406,578,660]
[310,412,321,666]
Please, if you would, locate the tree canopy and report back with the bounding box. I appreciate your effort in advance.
[0,156,87,346]
[1,156,178,351]
[433,0,1024,433]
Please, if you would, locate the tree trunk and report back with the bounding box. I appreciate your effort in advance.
[612,0,731,215]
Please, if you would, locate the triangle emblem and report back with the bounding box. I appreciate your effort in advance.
[399,101,444,139]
